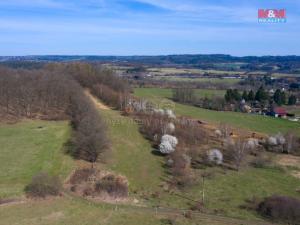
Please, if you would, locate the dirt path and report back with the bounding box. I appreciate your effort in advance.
[84,90,110,110]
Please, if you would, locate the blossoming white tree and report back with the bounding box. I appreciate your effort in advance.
[159,134,178,154]
[207,149,223,165]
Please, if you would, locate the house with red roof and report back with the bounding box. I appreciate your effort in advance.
[271,107,287,118]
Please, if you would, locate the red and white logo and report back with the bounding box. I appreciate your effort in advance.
[258,9,286,23]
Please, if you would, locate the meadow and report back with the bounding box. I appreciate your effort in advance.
[135,87,226,100]
[147,67,244,76]
[153,76,241,84]
[90,95,300,221]
[98,105,164,192]
[0,120,74,198]
[134,88,300,135]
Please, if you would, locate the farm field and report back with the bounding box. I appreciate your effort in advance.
[134,88,300,135]
[135,87,226,100]
[153,76,241,84]
[0,120,74,198]
[147,67,245,76]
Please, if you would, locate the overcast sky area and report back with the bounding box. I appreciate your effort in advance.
[0,0,299,56]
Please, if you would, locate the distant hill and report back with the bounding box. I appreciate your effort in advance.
[1,54,300,72]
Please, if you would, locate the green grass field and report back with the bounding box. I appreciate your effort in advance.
[153,76,241,84]
[0,120,74,198]
[0,115,256,225]
[156,167,300,219]
[134,88,300,135]
[147,67,244,76]
[97,101,164,192]
[135,88,226,100]
[1,96,299,225]
[0,196,260,225]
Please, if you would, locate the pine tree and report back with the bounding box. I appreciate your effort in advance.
[248,90,255,101]
[255,86,268,102]
[242,90,248,101]
[288,95,297,105]
[273,89,282,105]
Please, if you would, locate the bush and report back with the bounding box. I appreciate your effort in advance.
[159,141,175,154]
[165,122,175,134]
[69,168,95,185]
[207,149,223,165]
[257,195,300,224]
[251,153,272,168]
[224,138,249,171]
[175,120,207,146]
[159,135,178,154]
[95,174,128,198]
[25,172,62,198]
[161,135,178,148]
[139,113,170,144]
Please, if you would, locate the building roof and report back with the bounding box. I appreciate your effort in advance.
[273,107,287,115]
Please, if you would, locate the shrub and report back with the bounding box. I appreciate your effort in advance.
[275,133,286,145]
[190,201,204,211]
[161,135,178,148]
[159,135,178,154]
[257,195,300,224]
[207,149,223,165]
[251,153,272,168]
[283,132,300,154]
[165,109,176,119]
[139,113,170,143]
[246,138,259,150]
[214,129,222,138]
[219,123,232,138]
[165,122,175,134]
[25,172,62,198]
[175,120,207,146]
[95,174,128,198]
[159,141,175,154]
[224,138,249,171]
[267,136,277,146]
[69,168,95,185]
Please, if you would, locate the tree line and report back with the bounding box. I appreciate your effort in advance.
[225,86,297,106]
[0,64,114,165]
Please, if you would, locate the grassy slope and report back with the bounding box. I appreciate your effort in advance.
[156,167,300,219]
[98,104,164,192]
[134,88,300,135]
[0,120,74,198]
[1,97,299,224]
[135,88,225,99]
[0,117,244,225]
[0,197,254,225]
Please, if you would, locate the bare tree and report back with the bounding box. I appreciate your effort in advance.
[225,138,249,171]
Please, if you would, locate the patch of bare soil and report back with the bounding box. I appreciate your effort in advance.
[292,171,300,179]
[277,155,300,179]
[0,198,26,207]
[277,155,300,168]
[84,90,110,110]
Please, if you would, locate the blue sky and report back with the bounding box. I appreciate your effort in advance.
[0,0,299,56]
